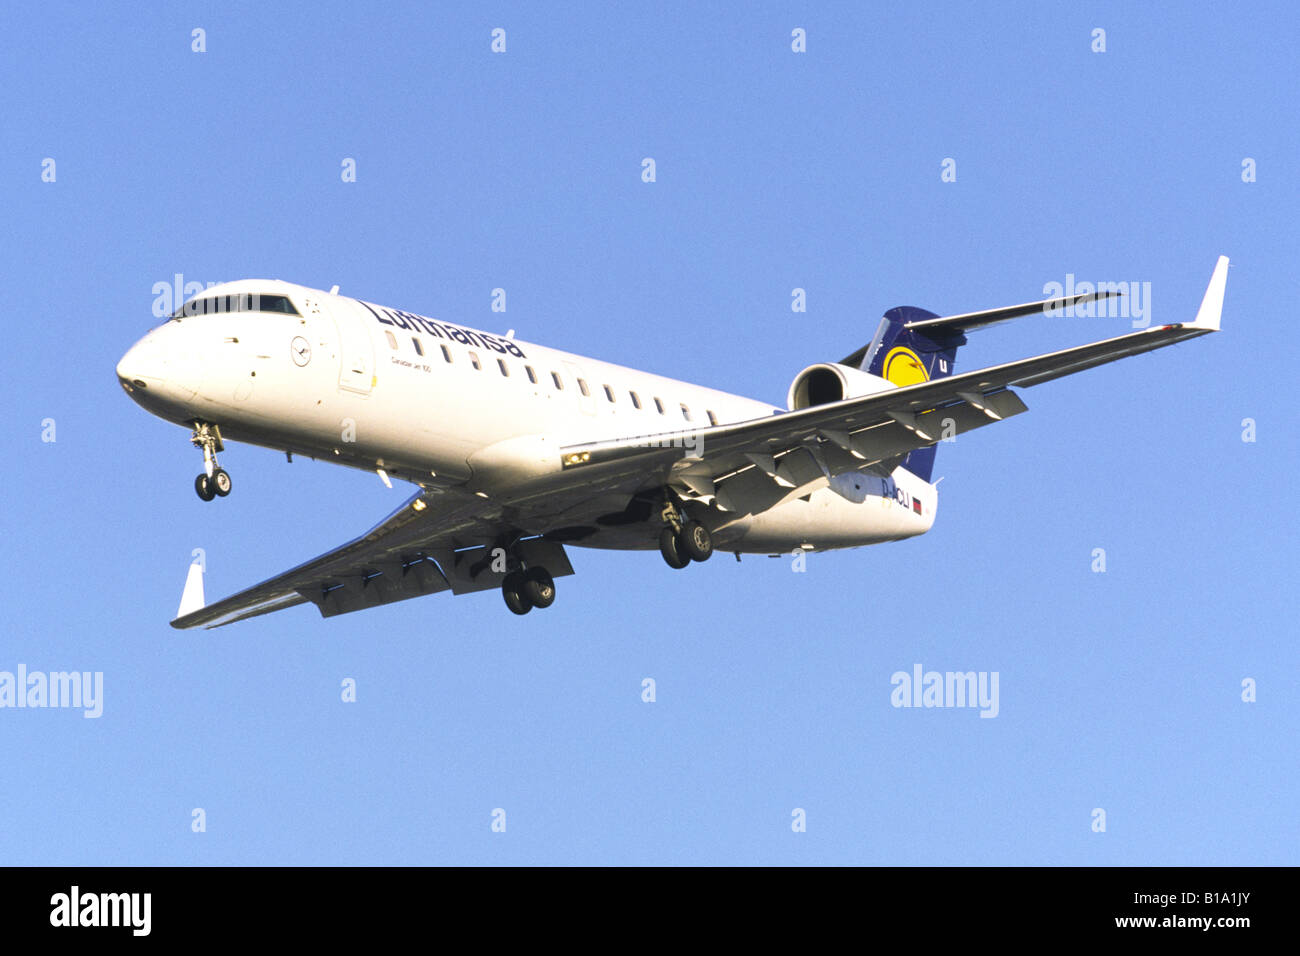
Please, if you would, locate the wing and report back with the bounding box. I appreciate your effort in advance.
[170,487,574,629]
[555,257,1229,515]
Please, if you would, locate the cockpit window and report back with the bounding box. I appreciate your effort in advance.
[172,293,300,319]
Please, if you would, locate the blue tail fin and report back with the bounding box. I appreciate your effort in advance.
[856,306,966,482]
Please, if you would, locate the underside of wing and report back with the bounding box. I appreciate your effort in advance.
[170,489,574,629]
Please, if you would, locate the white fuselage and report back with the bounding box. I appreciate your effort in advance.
[117,279,935,553]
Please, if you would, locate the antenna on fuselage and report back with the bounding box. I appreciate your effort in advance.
[329,285,340,295]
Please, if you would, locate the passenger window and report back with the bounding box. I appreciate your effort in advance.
[552,372,564,390]
[654,398,664,414]
[469,351,481,370]
[680,404,692,422]
[604,385,615,403]
[384,331,398,350]
[707,410,718,426]
[526,366,537,384]
[577,379,590,397]
[412,338,424,356]
[441,345,453,363]
[630,391,641,409]
[498,358,509,376]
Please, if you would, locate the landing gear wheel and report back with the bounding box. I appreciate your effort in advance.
[659,527,690,569]
[523,567,555,608]
[502,571,533,615]
[679,521,713,562]
[190,424,227,502]
[194,473,216,501]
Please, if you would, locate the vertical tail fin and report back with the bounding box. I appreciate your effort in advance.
[857,306,966,482]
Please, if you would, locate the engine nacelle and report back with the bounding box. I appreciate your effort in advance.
[787,363,896,410]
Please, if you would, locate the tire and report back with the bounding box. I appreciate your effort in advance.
[679,521,713,562]
[523,567,555,608]
[195,473,216,501]
[212,468,233,497]
[502,571,532,615]
[659,527,690,569]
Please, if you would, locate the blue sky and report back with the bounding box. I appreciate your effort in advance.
[1,1,1295,864]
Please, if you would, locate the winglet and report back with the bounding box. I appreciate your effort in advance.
[177,560,205,619]
[1190,255,1229,331]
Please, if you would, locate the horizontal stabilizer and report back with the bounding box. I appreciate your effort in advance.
[838,287,1125,368]
[902,289,1124,335]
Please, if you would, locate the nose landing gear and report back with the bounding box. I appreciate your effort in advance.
[190,423,232,502]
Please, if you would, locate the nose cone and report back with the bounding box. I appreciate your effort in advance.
[117,339,157,388]
[116,325,198,412]
[116,332,168,395]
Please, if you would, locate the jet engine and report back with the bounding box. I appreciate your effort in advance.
[787,363,896,411]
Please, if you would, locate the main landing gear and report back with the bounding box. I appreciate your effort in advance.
[502,566,556,616]
[658,498,713,569]
[472,538,558,616]
[190,422,232,502]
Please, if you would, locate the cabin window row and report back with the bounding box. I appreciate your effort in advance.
[382,332,717,424]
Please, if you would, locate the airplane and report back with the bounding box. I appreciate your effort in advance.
[115,257,1229,628]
